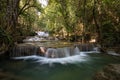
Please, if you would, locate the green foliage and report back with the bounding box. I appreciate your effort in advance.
[38,0,120,44]
[0,27,13,52]
[101,20,120,47]
[0,0,120,51]
[18,0,43,36]
[0,0,43,52]
[0,27,12,45]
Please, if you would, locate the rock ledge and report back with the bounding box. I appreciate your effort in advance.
[94,64,120,80]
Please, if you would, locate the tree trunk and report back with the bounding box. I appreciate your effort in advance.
[82,0,86,43]
[0,0,20,52]
[5,0,20,35]
[93,0,102,44]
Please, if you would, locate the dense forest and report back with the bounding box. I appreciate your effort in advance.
[0,0,120,53]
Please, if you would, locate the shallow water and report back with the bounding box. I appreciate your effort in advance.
[0,53,120,80]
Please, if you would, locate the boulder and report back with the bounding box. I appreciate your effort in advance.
[94,64,120,80]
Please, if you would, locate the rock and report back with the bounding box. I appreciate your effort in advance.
[115,47,120,54]
[94,64,120,80]
[107,51,120,56]
[0,70,31,80]
[0,72,20,80]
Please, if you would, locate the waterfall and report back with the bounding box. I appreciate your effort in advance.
[44,47,80,58]
[57,48,66,58]
[11,42,101,65]
[63,47,71,57]
[75,44,98,51]
[45,48,58,58]
[73,47,80,55]
[10,42,100,58]
[10,44,39,57]
[45,47,70,58]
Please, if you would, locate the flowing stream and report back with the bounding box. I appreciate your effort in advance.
[0,41,120,80]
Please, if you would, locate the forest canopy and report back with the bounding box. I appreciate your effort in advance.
[0,0,120,52]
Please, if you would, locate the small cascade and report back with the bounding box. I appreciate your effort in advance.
[10,41,100,59]
[45,48,58,58]
[10,44,40,57]
[73,47,80,55]
[56,48,66,58]
[75,44,98,51]
[11,42,101,64]
[63,47,71,57]
[45,47,71,58]
[44,47,81,58]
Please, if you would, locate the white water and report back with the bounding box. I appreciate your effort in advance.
[45,48,58,58]
[12,50,100,65]
[23,36,46,42]
[12,55,87,65]
[74,47,80,55]
[107,51,120,56]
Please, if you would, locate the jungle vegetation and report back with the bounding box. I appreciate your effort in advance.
[0,0,120,53]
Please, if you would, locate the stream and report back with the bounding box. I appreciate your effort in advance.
[0,36,120,80]
[0,51,120,80]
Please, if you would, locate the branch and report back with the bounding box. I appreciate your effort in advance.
[18,0,31,16]
[21,5,36,14]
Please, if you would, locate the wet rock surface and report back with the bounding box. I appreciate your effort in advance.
[94,64,120,80]
[0,70,20,80]
[0,68,31,80]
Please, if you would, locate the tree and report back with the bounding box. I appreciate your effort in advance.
[0,0,42,52]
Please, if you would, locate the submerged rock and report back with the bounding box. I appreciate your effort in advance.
[94,64,120,80]
[0,71,29,80]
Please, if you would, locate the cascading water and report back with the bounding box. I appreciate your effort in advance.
[1,47,120,80]
[12,43,100,65]
[45,48,58,58]
[1,35,120,80]
[73,46,80,55]
[63,47,71,57]
[76,43,99,51]
[44,46,80,58]
[9,44,40,57]
[10,34,100,65]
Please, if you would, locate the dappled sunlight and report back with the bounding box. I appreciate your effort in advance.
[38,0,48,7]
[89,39,96,43]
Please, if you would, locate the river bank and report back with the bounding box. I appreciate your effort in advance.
[94,64,120,80]
[93,46,120,80]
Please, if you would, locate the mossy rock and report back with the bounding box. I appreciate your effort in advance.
[94,64,120,80]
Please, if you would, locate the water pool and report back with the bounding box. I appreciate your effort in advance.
[0,53,120,80]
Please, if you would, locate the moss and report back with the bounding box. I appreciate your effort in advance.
[94,64,120,80]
